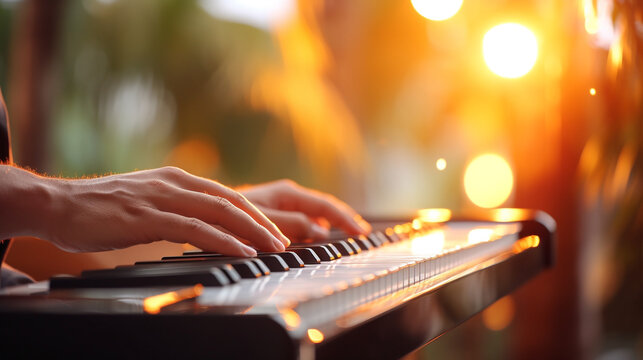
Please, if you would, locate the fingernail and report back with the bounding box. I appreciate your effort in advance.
[242,245,257,257]
[273,237,286,251]
[311,224,330,239]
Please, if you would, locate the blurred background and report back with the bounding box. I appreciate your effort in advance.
[0,0,641,358]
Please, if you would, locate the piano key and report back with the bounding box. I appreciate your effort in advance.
[287,248,321,264]
[384,228,402,243]
[162,253,224,261]
[256,255,289,272]
[290,245,335,261]
[352,235,374,251]
[367,233,384,247]
[330,240,355,256]
[375,232,391,245]
[50,266,230,289]
[345,238,363,253]
[249,259,271,275]
[257,251,305,268]
[134,258,263,280]
[130,261,242,283]
[322,244,342,259]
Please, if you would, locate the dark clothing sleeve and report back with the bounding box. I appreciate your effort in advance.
[0,87,26,288]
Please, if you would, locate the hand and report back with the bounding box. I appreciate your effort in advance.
[0,166,290,257]
[238,179,371,242]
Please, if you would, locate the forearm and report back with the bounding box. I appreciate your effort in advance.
[0,165,59,240]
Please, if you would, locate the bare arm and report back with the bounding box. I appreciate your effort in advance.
[0,165,289,257]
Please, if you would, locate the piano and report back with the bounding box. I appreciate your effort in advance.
[0,208,555,360]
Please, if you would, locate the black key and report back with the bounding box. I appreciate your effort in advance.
[352,235,374,251]
[290,245,334,261]
[258,251,304,268]
[288,248,321,264]
[384,229,401,243]
[51,267,230,289]
[367,233,383,247]
[162,254,224,261]
[100,258,252,283]
[249,259,271,275]
[321,244,342,259]
[256,255,289,272]
[345,238,363,254]
[134,259,261,280]
[331,240,355,256]
[375,232,391,245]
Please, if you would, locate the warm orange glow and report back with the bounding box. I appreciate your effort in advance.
[143,284,203,314]
[278,308,301,330]
[482,295,516,331]
[464,154,514,208]
[467,228,495,244]
[411,230,445,256]
[589,87,597,96]
[513,235,541,253]
[412,219,422,230]
[307,328,325,343]
[417,208,452,223]
[608,36,623,75]
[490,208,530,222]
[411,0,463,21]
[436,158,447,171]
[164,138,220,178]
[483,23,538,78]
[250,17,365,180]
[583,0,599,34]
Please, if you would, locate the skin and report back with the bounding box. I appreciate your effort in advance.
[0,165,370,257]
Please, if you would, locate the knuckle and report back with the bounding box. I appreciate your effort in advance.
[184,217,205,233]
[277,179,297,191]
[213,196,234,211]
[147,179,169,191]
[229,191,246,205]
[160,166,186,179]
[122,201,144,217]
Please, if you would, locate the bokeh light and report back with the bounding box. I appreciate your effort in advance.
[482,295,516,331]
[589,87,596,96]
[483,23,538,78]
[307,328,325,343]
[464,153,514,208]
[436,158,447,171]
[410,0,463,21]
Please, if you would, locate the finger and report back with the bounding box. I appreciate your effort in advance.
[276,185,370,235]
[154,167,290,246]
[260,208,330,242]
[144,208,257,257]
[152,186,285,252]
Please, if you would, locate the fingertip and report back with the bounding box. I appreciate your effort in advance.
[241,244,257,257]
[272,237,286,252]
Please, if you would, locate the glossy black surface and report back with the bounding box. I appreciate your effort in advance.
[0,210,556,360]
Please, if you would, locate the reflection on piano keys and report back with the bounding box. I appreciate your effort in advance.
[0,209,555,360]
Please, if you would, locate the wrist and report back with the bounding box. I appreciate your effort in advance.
[0,166,61,240]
